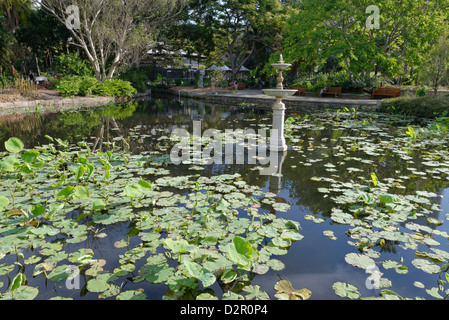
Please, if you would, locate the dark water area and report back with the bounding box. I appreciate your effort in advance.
[1,95,448,300]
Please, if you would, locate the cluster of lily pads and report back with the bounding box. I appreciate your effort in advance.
[0,134,309,300]
[284,110,449,299]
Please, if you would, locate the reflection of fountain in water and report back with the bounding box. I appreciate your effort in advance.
[269,150,287,195]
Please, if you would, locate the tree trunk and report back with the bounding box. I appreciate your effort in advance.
[34,53,41,77]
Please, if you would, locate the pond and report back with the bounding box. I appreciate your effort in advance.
[0,95,449,300]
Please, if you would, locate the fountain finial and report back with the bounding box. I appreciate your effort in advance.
[279,54,284,63]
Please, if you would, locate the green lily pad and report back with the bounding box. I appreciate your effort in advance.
[411,259,441,274]
[344,253,375,270]
[184,261,216,288]
[332,282,360,300]
[5,137,24,153]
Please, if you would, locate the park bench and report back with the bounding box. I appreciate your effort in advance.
[372,87,401,99]
[322,87,342,98]
[291,86,306,96]
[237,83,245,90]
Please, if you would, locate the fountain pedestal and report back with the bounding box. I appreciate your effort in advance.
[262,55,296,152]
[271,97,287,152]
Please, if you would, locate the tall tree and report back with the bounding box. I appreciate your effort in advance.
[283,0,449,79]
[0,0,31,31]
[15,7,71,75]
[35,0,186,81]
[419,30,449,95]
[179,0,288,77]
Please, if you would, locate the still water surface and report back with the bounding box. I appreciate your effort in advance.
[0,96,448,300]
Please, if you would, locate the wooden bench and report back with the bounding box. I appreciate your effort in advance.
[372,87,401,99]
[322,87,342,98]
[237,82,245,90]
[291,86,306,96]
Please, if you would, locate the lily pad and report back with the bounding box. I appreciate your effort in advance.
[344,253,375,270]
[332,282,360,300]
[5,137,24,153]
[411,259,440,274]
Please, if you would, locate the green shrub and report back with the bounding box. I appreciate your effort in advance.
[119,67,150,93]
[55,52,94,77]
[92,79,137,97]
[292,71,378,93]
[0,75,13,89]
[381,96,449,118]
[79,77,98,96]
[54,76,82,97]
[416,86,428,97]
[54,76,136,98]
[174,78,184,86]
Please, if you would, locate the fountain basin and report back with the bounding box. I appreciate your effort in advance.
[270,63,292,70]
[263,89,297,98]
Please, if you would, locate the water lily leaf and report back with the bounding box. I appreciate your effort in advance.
[30,204,45,217]
[85,259,107,276]
[137,179,152,192]
[21,150,40,164]
[0,156,19,171]
[47,265,75,282]
[92,199,106,210]
[87,278,110,293]
[272,202,291,212]
[75,186,90,198]
[219,269,237,283]
[0,196,9,211]
[252,263,269,275]
[57,186,75,199]
[323,230,337,240]
[74,165,85,181]
[345,253,375,270]
[411,259,440,274]
[227,236,253,270]
[272,237,291,248]
[426,287,444,299]
[113,263,136,277]
[33,262,55,277]
[116,290,147,300]
[274,280,311,300]
[164,238,195,254]
[138,264,174,283]
[371,172,378,187]
[24,255,41,265]
[266,259,285,271]
[87,273,117,293]
[124,185,144,199]
[5,137,24,153]
[114,239,128,249]
[30,225,59,236]
[242,285,270,300]
[184,261,216,288]
[196,293,218,300]
[332,282,360,300]
[280,230,304,241]
[378,194,397,204]
[1,286,39,300]
[9,273,26,291]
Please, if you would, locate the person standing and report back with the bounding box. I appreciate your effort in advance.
[28,70,35,83]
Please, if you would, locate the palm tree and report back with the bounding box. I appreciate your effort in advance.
[0,0,32,75]
[0,0,31,31]
[0,26,13,72]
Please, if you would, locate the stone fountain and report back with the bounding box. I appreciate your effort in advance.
[262,55,297,152]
